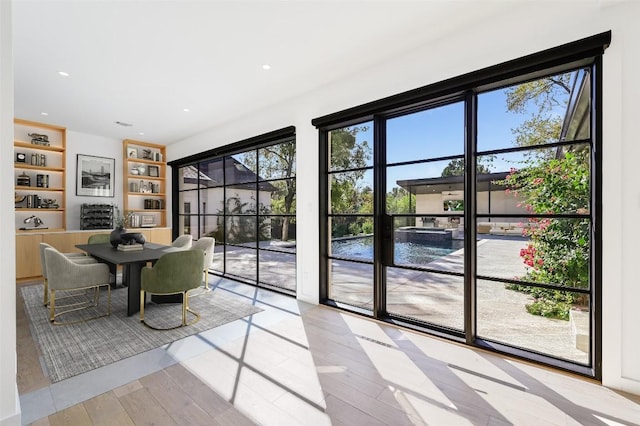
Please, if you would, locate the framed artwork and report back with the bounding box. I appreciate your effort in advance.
[126,147,138,158]
[76,154,115,197]
[148,165,160,177]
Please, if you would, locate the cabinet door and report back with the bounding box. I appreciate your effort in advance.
[16,234,43,279]
[42,233,86,254]
[149,228,172,245]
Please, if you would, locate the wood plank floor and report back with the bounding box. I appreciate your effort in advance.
[17,280,640,425]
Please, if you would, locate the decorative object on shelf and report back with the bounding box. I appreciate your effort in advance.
[131,168,139,175]
[148,165,159,177]
[24,215,44,227]
[136,165,146,175]
[16,152,26,163]
[17,172,31,186]
[140,215,156,227]
[153,152,163,162]
[28,132,50,146]
[126,147,137,158]
[141,148,154,160]
[76,154,115,197]
[80,203,114,230]
[36,174,49,188]
[41,199,59,209]
[14,193,26,204]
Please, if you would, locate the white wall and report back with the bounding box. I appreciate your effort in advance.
[0,0,20,423]
[64,131,123,229]
[167,1,640,394]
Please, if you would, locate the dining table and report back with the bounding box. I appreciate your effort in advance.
[76,242,180,316]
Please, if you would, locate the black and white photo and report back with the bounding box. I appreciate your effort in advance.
[76,154,115,197]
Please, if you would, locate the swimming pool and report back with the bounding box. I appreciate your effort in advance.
[331,235,464,264]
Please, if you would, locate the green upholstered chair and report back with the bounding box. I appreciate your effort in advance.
[140,249,204,329]
[44,247,111,324]
[88,234,110,244]
[190,237,215,292]
[39,242,98,306]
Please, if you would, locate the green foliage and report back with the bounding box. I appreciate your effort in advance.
[208,195,271,244]
[441,158,493,177]
[386,187,414,214]
[505,74,571,147]
[500,150,590,319]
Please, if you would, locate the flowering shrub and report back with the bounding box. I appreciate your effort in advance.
[500,150,590,319]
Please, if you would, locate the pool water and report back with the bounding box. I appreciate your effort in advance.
[331,236,463,264]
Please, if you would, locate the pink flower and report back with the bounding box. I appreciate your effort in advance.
[532,178,544,185]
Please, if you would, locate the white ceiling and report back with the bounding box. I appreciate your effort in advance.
[13,0,511,145]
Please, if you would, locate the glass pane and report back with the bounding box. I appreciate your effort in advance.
[263,216,297,249]
[258,141,296,180]
[388,160,463,215]
[387,268,464,331]
[477,69,589,152]
[225,184,257,214]
[329,260,373,311]
[478,144,590,216]
[226,216,257,247]
[225,152,257,185]
[259,251,296,293]
[178,214,197,236]
[393,217,464,273]
[262,179,296,215]
[330,216,374,259]
[201,215,221,240]
[477,217,590,290]
[330,169,373,214]
[199,187,224,215]
[197,158,224,188]
[329,122,373,171]
[386,101,464,164]
[477,279,589,364]
[225,246,257,281]
[177,191,197,213]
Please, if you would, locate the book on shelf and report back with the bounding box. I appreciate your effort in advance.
[117,243,144,251]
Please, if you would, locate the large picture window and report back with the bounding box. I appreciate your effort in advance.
[171,129,296,294]
[314,32,609,377]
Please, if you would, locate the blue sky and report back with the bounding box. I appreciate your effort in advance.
[351,85,563,190]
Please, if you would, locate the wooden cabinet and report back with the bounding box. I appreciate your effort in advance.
[14,119,66,232]
[122,139,167,228]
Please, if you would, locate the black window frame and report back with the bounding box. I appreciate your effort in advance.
[314,32,610,379]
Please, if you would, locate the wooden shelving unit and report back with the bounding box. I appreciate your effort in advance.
[14,118,66,232]
[122,139,167,228]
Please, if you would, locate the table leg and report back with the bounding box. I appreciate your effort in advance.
[127,262,145,316]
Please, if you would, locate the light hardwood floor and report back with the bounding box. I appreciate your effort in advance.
[17,279,640,425]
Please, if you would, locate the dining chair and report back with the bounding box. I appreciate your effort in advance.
[171,234,193,250]
[39,242,98,306]
[88,233,118,285]
[139,249,204,330]
[44,247,111,324]
[190,237,215,292]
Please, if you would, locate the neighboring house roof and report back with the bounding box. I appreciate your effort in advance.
[182,158,277,191]
[397,172,509,194]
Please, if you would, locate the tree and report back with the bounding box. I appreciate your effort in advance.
[240,141,296,241]
[441,158,492,177]
[505,74,571,148]
[500,70,591,320]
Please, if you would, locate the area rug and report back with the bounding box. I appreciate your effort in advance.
[22,284,262,383]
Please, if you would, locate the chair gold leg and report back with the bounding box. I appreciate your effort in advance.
[43,277,49,306]
[140,290,145,323]
[49,289,55,322]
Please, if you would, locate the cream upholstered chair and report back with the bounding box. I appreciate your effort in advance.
[191,237,215,291]
[171,234,193,250]
[140,249,204,329]
[44,247,111,324]
[88,233,118,285]
[39,242,98,306]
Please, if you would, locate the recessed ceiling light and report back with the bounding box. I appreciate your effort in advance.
[40,112,48,116]
[262,64,271,70]
[138,132,145,136]
[57,71,69,77]
[183,108,190,112]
